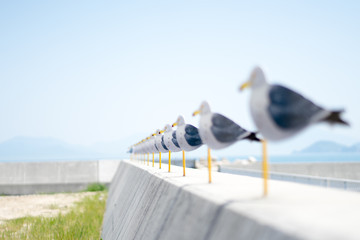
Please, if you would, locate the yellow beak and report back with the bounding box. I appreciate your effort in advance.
[160,130,165,134]
[172,122,178,127]
[240,81,251,91]
[192,110,200,116]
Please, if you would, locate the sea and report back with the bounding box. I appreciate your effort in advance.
[225,153,360,164]
[1,153,360,164]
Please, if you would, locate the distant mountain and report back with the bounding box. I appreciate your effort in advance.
[295,140,360,154]
[345,142,360,152]
[0,135,139,161]
[91,140,123,155]
[90,135,141,157]
[0,136,104,161]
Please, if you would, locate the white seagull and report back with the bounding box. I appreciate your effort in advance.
[193,101,261,150]
[172,115,203,176]
[155,128,169,153]
[163,124,182,152]
[143,136,152,154]
[147,132,159,167]
[240,66,349,141]
[172,115,203,151]
[193,101,260,183]
[148,132,159,154]
[240,66,349,196]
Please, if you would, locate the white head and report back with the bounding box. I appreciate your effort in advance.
[240,66,267,91]
[172,115,185,127]
[155,129,162,136]
[164,124,172,133]
[193,101,211,116]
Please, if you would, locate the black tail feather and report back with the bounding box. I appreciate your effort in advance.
[324,110,349,126]
[245,132,262,142]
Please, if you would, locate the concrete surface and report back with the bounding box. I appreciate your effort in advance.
[155,158,196,168]
[0,160,120,195]
[102,160,360,240]
[222,162,360,180]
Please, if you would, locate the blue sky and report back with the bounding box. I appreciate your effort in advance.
[0,1,359,156]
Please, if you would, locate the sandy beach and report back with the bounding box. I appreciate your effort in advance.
[0,192,97,224]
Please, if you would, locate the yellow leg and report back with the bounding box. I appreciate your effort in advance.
[159,152,162,169]
[182,150,186,176]
[168,150,171,172]
[152,152,154,167]
[144,154,146,164]
[147,153,149,166]
[208,147,212,183]
[262,140,268,197]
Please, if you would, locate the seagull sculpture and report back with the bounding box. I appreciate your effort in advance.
[163,124,182,172]
[163,124,182,152]
[172,115,203,176]
[240,66,349,195]
[193,101,260,183]
[155,128,169,169]
[148,132,159,167]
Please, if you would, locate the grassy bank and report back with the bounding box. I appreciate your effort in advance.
[0,191,107,240]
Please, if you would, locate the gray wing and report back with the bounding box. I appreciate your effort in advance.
[184,125,202,147]
[171,131,180,148]
[268,85,324,130]
[211,113,247,143]
[161,136,168,150]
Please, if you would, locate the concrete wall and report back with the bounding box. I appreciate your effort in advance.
[0,160,120,195]
[102,160,360,240]
[222,162,360,180]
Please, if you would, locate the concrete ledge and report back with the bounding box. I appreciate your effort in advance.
[102,160,360,240]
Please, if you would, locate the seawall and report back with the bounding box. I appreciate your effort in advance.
[221,162,360,180]
[0,160,120,195]
[101,160,360,240]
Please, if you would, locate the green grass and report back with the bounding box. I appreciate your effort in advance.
[0,192,107,240]
[85,183,107,192]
